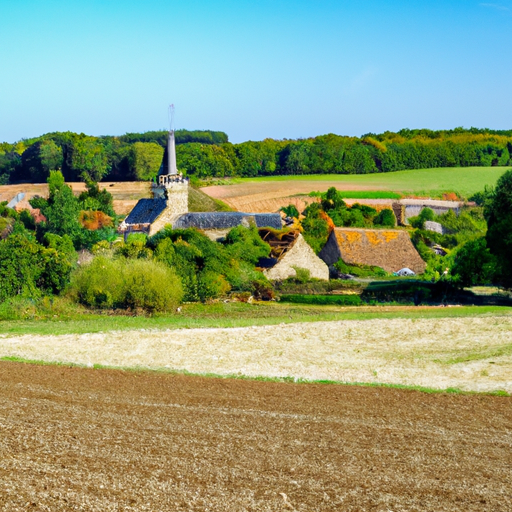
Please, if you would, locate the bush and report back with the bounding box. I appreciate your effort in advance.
[123,259,183,312]
[373,208,396,227]
[334,258,387,278]
[198,270,231,302]
[292,266,311,283]
[69,256,183,312]
[280,204,300,218]
[451,237,497,287]
[409,207,435,229]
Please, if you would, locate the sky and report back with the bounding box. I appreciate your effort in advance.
[1,0,511,143]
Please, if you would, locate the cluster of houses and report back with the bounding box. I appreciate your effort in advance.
[119,130,428,282]
[1,128,449,282]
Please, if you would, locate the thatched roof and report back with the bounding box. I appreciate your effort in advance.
[123,199,167,225]
[259,228,300,260]
[173,212,282,230]
[319,228,426,274]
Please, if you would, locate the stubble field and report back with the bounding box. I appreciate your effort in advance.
[201,167,506,212]
[2,315,511,394]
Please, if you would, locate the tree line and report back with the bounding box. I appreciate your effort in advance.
[1,127,512,184]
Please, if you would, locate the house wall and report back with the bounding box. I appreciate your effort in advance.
[318,231,342,266]
[264,234,329,281]
[149,182,189,235]
[404,204,460,220]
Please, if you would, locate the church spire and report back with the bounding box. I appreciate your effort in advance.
[167,129,178,176]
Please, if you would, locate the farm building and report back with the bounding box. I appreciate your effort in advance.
[392,199,465,225]
[318,228,426,274]
[258,229,329,281]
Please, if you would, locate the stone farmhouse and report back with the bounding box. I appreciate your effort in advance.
[319,227,426,274]
[258,229,329,281]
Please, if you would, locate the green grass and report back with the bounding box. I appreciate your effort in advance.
[237,167,510,198]
[188,186,233,212]
[1,355,509,397]
[436,343,512,365]
[306,190,403,199]
[1,302,511,336]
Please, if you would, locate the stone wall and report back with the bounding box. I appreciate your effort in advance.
[149,182,189,235]
[264,234,329,281]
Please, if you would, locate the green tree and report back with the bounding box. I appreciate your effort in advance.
[41,171,82,242]
[451,237,497,287]
[128,142,164,180]
[484,169,512,287]
[373,208,396,227]
[21,140,63,182]
[69,135,109,181]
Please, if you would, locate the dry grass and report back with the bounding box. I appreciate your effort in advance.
[2,316,511,393]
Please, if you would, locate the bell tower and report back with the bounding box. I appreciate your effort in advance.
[151,105,189,217]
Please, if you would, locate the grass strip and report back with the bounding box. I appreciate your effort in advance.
[1,303,511,336]
[306,190,402,199]
[436,343,512,365]
[280,294,363,306]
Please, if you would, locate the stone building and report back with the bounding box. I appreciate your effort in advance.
[258,229,329,281]
[120,129,189,236]
[119,129,283,237]
[392,199,464,226]
[318,227,426,274]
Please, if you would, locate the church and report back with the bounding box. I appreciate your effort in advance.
[119,128,282,237]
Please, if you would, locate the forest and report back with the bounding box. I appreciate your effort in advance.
[1,127,512,184]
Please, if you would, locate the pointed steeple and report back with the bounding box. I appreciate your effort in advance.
[167,130,178,176]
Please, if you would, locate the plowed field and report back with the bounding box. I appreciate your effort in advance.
[0,361,511,511]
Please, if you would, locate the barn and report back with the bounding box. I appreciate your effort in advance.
[318,228,426,274]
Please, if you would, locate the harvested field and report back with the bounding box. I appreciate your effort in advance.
[0,182,151,216]
[0,361,511,511]
[1,316,511,393]
[201,167,506,212]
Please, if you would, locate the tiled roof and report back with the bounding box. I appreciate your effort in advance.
[123,199,167,225]
[173,212,282,230]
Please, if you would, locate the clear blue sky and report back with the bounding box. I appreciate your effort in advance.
[1,0,511,143]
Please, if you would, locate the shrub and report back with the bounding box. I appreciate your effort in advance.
[79,210,113,230]
[198,270,231,302]
[373,208,396,227]
[451,237,497,287]
[334,258,387,278]
[280,204,300,218]
[291,266,311,283]
[409,207,435,229]
[123,259,183,312]
[69,256,183,312]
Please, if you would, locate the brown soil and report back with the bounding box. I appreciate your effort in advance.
[1,362,511,511]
